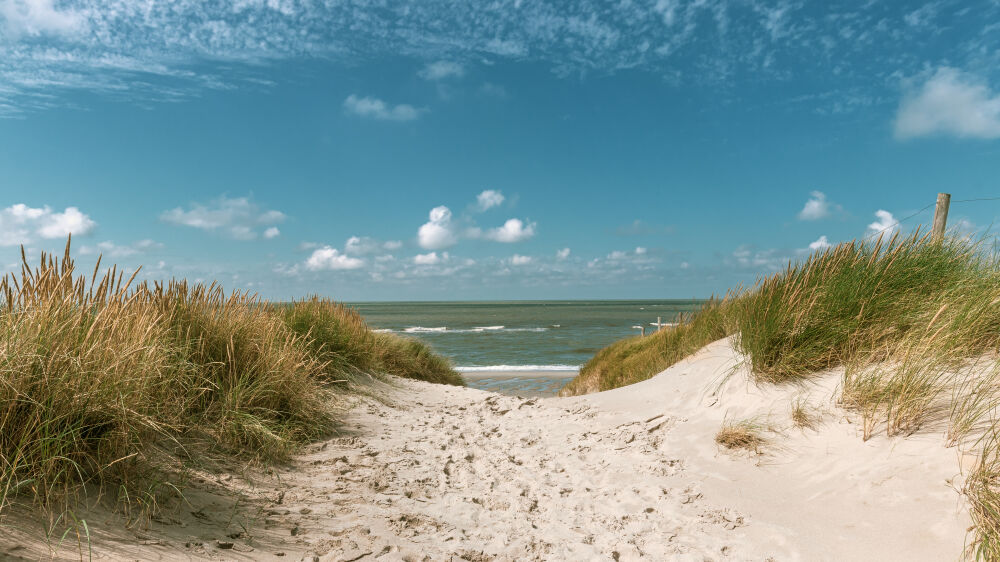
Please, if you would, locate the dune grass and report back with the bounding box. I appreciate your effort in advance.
[0,238,460,527]
[559,297,734,396]
[715,418,770,453]
[570,230,1000,558]
[280,297,463,386]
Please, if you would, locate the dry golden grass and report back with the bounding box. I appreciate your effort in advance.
[789,398,817,430]
[0,237,460,529]
[715,418,769,454]
[560,297,734,396]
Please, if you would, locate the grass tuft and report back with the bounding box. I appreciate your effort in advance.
[560,297,734,396]
[789,398,817,430]
[715,418,770,453]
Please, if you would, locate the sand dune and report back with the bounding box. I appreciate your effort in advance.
[2,338,970,560]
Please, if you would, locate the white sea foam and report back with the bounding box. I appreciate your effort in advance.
[384,326,549,334]
[458,365,579,372]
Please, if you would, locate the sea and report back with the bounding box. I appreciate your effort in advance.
[350,300,705,396]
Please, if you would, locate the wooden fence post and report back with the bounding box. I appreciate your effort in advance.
[932,192,951,242]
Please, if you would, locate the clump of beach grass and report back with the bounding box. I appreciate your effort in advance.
[715,418,770,453]
[967,426,1000,561]
[560,297,735,396]
[789,398,818,430]
[0,237,460,529]
[281,296,463,386]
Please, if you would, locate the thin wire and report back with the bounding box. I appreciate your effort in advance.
[952,197,1000,203]
[861,202,935,242]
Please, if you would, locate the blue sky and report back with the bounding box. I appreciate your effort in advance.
[1,0,999,300]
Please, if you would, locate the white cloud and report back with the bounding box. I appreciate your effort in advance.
[475,189,505,212]
[80,239,162,257]
[556,247,571,260]
[808,235,831,251]
[161,195,285,240]
[413,251,448,265]
[0,0,84,37]
[263,226,280,239]
[0,204,96,245]
[343,95,422,122]
[866,210,898,237]
[509,254,533,265]
[895,67,1000,140]
[305,246,364,271]
[608,250,627,260]
[0,2,995,118]
[36,206,96,239]
[798,191,834,220]
[344,236,377,255]
[635,246,647,255]
[383,240,403,250]
[485,218,536,243]
[417,206,458,249]
[419,61,464,80]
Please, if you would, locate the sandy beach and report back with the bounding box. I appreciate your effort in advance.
[2,337,971,561]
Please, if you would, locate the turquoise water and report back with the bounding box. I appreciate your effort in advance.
[350,300,705,370]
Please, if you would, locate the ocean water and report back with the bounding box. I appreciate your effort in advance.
[351,300,705,371]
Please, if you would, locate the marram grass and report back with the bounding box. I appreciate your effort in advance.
[570,230,1000,559]
[0,238,460,527]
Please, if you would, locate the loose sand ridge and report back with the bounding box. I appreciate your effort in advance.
[1,339,971,561]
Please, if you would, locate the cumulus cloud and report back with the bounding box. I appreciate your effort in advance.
[509,254,533,265]
[345,236,384,255]
[343,95,421,121]
[556,247,570,260]
[418,206,458,249]
[413,251,448,265]
[485,218,536,243]
[895,67,1000,140]
[475,189,505,212]
[419,61,464,80]
[305,246,364,270]
[79,238,162,257]
[808,235,831,251]
[160,195,285,240]
[263,227,280,239]
[866,210,898,237]
[0,204,96,245]
[798,191,836,220]
[635,246,647,255]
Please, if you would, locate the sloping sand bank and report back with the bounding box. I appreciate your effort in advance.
[2,339,970,560]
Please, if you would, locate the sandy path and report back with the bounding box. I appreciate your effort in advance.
[2,339,971,561]
[287,384,750,561]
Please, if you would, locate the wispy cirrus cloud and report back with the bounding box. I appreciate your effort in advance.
[160,195,285,240]
[419,60,464,80]
[343,95,422,122]
[1,1,996,116]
